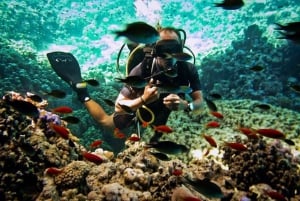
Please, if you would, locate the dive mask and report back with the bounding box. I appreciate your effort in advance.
[155,39,182,57]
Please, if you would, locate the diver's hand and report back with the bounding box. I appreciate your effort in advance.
[163,94,187,111]
[142,79,159,104]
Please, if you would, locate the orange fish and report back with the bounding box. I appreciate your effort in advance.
[82,152,103,165]
[255,128,285,139]
[225,142,247,151]
[206,121,220,128]
[210,111,224,119]
[141,121,150,128]
[203,134,217,147]
[51,106,73,114]
[153,125,173,133]
[90,140,103,148]
[45,167,63,175]
[114,128,126,139]
[50,122,69,139]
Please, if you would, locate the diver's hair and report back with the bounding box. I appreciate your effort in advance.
[158,27,183,47]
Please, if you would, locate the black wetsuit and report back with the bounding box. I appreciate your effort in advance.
[113,59,201,141]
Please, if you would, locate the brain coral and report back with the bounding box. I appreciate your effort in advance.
[54,161,90,189]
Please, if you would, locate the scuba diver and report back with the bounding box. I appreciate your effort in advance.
[47,25,204,150]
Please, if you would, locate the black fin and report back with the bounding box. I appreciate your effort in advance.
[47,51,82,85]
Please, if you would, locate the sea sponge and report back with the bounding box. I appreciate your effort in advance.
[54,161,90,189]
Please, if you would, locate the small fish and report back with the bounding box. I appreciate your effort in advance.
[148,151,171,161]
[114,128,126,139]
[60,116,80,124]
[7,99,40,118]
[289,84,300,93]
[114,21,159,44]
[206,121,220,128]
[209,93,222,99]
[84,79,99,86]
[172,169,183,176]
[43,89,66,98]
[103,98,115,107]
[145,140,189,155]
[264,190,287,201]
[255,128,285,139]
[253,103,271,110]
[278,32,300,43]
[51,106,73,114]
[153,125,173,133]
[249,65,264,72]
[82,152,103,165]
[115,75,147,88]
[283,139,295,146]
[90,140,103,148]
[238,127,259,139]
[203,134,217,148]
[49,122,69,139]
[182,177,224,198]
[274,21,300,33]
[45,167,63,175]
[214,0,244,10]
[224,142,247,151]
[204,97,218,112]
[26,92,43,102]
[210,111,224,119]
[127,136,140,142]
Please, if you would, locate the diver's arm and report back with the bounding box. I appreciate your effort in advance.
[83,99,114,128]
[188,90,204,110]
[163,90,203,111]
[115,83,159,112]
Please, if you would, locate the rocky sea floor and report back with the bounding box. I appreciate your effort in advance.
[0,93,300,201]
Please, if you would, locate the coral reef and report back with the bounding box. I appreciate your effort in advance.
[222,137,300,199]
[0,96,300,200]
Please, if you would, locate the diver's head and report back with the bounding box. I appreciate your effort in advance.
[155,28,183,77]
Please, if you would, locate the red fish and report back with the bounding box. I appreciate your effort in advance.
[225,142,247,151]
[238,127,259,139]
[127,136,140,142]
[210,111,224,119]
[90,140,103,148]
[255,128,285,139]
[51,106,73,114]
[45,167,63,175]
[114,128,126,139]
[153,125,173,133]
[203,134,217,147]
[183,196,202,201]
[265,190,287,201]
[206,121,220,128]
[50,122,69,139]
[82,152,103,165]
[172,169,183,176]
